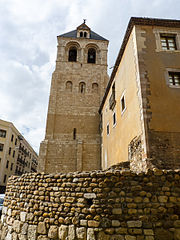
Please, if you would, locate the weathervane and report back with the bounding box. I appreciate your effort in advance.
[83,19,87,24]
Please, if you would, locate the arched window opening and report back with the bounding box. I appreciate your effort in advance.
[79,82,86,93]
[92,83,98,93]
[66,81,73,92]
[88,48,96,63]
[68,47,77,62]
[84,32,87,38]
[80,32,83,37]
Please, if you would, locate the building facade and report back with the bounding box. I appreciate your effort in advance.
[0,119,38,191]
[39,21,109,173]
[100,18,180,172]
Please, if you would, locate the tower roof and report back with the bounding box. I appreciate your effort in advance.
[59,21,108,41]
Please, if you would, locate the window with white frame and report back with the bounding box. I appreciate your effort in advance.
[160,34,177,50]
[168,72,180,87]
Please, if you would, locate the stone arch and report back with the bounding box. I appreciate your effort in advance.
[65,41,81,62]
[66,81,73,92]
[85,43,100,64]
[79,82,86,93]
[92,83,98,93]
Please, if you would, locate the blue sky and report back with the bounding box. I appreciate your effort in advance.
[0,0,180,152]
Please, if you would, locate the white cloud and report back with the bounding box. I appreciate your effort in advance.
[0,0,179,153]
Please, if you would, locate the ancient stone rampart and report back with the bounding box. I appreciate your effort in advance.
[0,168,180,240]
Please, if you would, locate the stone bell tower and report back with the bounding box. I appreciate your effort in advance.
[39,21,109,173]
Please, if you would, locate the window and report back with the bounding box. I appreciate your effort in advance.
[92,83,98,93]
[160,35,177,50]
[168,72,180,87]
[13,150,15,158]
[0,143,4,152]
[80,32,83,37]
[9,147,11,155]
[88,48,96,63]
[73,128,76,140]
[68,47,77,62]
[3,175,7,183]
[109,82,116,110]
[15,138,17,145]
[10,163,13,171]
[113,112,116,126]
[0,129,6,138]
[107,124,109,135]
[66,81,73,92]
[79,82,86,93]
[84,32,87,38]
[11,134,14,142]
[121,95,126,113]
[6,160,9,169]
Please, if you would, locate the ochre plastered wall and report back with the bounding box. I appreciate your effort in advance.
[136,25,180,169]
[101,28,144,170]
[39,35,109,173]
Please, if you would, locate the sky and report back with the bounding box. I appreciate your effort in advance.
[0,0,180,153]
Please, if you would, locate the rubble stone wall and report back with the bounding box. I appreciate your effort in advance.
[0,169,180,240]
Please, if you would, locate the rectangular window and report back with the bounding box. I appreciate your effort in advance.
[109,82,116,110]
[9,147,11,155]
[168,72,180,86]
[160,35,177,50]
[107,124,109,135]
[6,160,9,169]
[0,143,4,152]
[113,112,116,126]
[0,129,6,138]
[3,174,7,183]
[11,134,14,142]
[10,163,13,171]
[13,150,15,158]
[15,138,17,145]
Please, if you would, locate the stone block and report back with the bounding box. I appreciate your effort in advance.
[58,225,68,240]
[174,229,180,240]
[87,228,96,240]
[68,225,75,240]
[144,229,154,235]
[48,225,58,239]
[88,220,100,227]
[110,235,124,240]
[13,220,22,233]
[97,232,110,240]
[21,223,28,235]
[27,225,37,240]
[112,220,121,227]
[84,193,96,199]
[20,212,27,222]
[37,222,47,235]
[76,227,86,240]
[112,208,122,215]
[127,221,142,228]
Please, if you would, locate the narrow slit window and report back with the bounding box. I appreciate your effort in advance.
[79,82,86,93]
[113,112,116,126]
[121,95,126,112]
[73,128,76,140]
[107,124,109,135]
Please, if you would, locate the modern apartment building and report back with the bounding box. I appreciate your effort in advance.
[0,119,38,192]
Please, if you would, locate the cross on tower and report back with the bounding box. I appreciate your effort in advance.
[83,19,87,24]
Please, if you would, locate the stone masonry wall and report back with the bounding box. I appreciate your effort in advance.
[0,168,180,240]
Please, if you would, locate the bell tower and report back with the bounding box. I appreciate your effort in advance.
[39,21,109,173]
